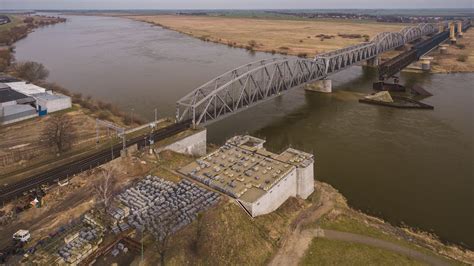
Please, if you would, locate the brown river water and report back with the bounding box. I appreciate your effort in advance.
[14,14,474,248]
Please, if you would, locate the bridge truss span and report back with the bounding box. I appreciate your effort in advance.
[177,23,439,126]
[177,58,326,125]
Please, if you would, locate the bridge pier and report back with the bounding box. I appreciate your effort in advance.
[366,57,379,67]
[438,23,445,33]
[449,22,457,44]
[457,21,463,38]
[419,56,433,71]
[305,79,332,93]
[439,44,449,54]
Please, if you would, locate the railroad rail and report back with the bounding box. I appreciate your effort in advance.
[0,120,191,204]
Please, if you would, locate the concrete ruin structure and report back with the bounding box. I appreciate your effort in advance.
[180,135,315,217]
[155,128,207,156]
[449,22,457,44]
[457,21,464,38]
[305,79,332,93]
[419,56,434,71]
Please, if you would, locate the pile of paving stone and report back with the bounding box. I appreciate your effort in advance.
[114,176,220,234]
[57,226,102,264]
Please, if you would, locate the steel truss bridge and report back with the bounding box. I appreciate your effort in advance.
[176,23,440,126]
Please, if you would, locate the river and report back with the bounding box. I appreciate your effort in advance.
[14,14,473,248]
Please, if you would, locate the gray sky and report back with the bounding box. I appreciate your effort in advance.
[1,0,473,10]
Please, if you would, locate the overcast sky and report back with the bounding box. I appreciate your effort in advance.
[1,0,473,10]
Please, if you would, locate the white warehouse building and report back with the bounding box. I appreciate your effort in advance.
[5,81,71,114]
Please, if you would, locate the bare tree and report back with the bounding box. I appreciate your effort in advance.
[149,209,178,266]
[41,113,77,153]
[13,61,49,82]
[92,168,117,212]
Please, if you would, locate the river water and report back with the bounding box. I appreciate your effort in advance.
[14,15,473,248]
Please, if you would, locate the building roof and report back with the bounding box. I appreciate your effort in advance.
[0,76,21,83]
[179,135,315,203]
[5,81,46,96]
[0,85,30,103]
[32,92,70,101]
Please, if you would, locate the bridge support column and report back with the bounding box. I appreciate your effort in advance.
[449,22,457,44]
[438,23,444,33]
[366,57,379,67]
[439,44,449,54]
[457,21,463,38]
[420,56,433,71]
[305,79,332,93]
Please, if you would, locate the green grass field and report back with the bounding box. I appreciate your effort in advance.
[301,238,426,266]
[314,214,464,265]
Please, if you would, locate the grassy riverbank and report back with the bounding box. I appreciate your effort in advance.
[125,14,473,73]
[430,29,474,73]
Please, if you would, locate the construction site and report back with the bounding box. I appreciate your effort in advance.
[1,129,314,264]
[19,175,220,265]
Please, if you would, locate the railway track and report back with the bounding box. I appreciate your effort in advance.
[0,120,191,203]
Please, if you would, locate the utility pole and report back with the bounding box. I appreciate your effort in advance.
[154,108,158,124]
[130,108,134,125]
[141,228,144,262]
[110,135,114,160]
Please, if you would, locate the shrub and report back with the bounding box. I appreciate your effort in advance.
[13,61,49,82]
[98,111,111,120]
[457,54,468,62]
[297,52,308,58]
[456,44,466,49]
[248,40,257,47]
[279,46,290,50]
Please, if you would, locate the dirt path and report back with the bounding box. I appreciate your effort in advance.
[269,189,335,266]
[320,229,451,266]
[269,184,451,266]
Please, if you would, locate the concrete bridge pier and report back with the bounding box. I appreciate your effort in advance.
[438,23,445,33]
[439,44,449,54]
[366,56,379,67]
[305,79,332,93]
[420,56,433,71]
[457,21,463,38]
[449,22,457,44]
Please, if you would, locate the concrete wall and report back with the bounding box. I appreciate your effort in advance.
[240,160,315,217]
[247,169,298,217]
[296,163,315,199]
[37,96,72,113]
[156,128,207,156]
[0,112,37,125]
[0,100,15,108]
[305,79,332,93]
